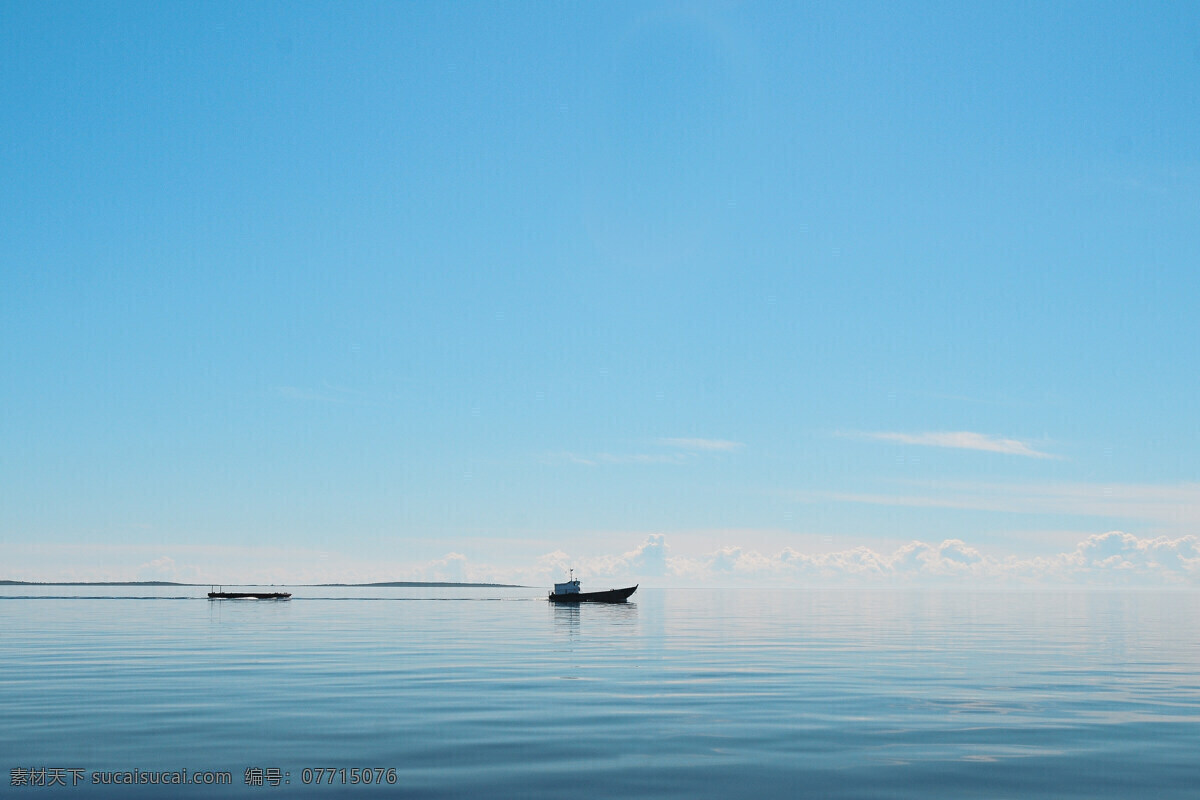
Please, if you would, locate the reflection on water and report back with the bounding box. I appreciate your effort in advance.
[550,597,639,642]
[2,587,1199,799]
[551,599,581,638]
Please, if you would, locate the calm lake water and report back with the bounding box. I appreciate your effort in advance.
[3,586,1199,798]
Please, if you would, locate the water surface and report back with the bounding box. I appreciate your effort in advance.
[3,587,1198,797]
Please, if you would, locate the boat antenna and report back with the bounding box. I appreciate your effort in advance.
[570,568,574,581]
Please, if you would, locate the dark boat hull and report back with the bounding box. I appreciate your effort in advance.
[208,592,291,600]
[548,585,637,603]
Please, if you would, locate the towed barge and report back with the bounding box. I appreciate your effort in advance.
[207,587,291,600]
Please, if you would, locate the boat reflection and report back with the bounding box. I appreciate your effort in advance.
[550,596,638,640]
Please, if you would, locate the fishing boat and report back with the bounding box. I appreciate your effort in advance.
[548,570,637,603]
[207,587,291,600]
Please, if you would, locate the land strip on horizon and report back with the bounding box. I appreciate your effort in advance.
[1,580,526,588]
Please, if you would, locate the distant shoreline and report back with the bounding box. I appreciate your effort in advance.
[0,580,189,586]
[0,580,526,588]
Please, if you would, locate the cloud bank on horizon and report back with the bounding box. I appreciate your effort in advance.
[8,531,1192,588]
[413,532,1200,588]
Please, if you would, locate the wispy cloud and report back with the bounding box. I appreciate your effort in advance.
[793,481,1200,526]
[853,430,1056,459]
[658,437,744,452]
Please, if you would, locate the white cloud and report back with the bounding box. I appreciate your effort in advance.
[627,533,668,575]
[518,531,1200,586]
[424,552,468,583]
[1058,531,1200,574]
[669,539,993,582]
[136,556,180,582]
[854,431,1055,458]
[529,534,668,582]
[392,530,1200,588]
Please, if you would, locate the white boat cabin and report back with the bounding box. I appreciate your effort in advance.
[554,569,581,595]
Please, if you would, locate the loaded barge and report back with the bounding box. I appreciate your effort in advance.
[207,587,291,600]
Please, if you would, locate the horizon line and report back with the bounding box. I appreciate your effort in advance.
[0,580,528,588]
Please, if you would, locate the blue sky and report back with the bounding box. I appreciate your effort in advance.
[3,1,1199,585]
